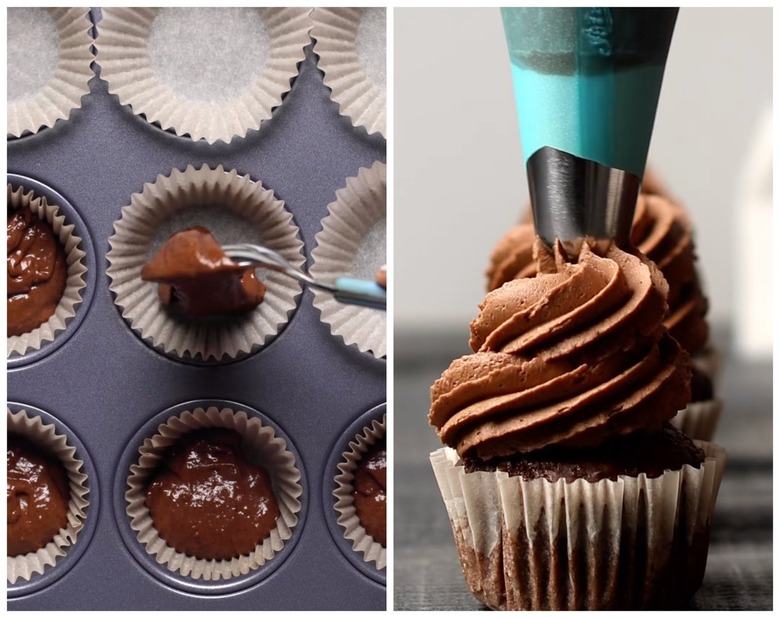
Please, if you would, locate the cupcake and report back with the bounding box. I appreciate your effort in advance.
[125,406,302,581]
[7,184,88,359]
[333,414,386,570]
[430,239,725,610]
[486,193,721,440]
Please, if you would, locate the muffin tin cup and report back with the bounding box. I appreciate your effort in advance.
[310,161,387,358]
[117,402,306,594]
[7,176,94,366]
[670,399,723,442]
[311,8,387,137]
[430,441,727,610]
[333,412,387,571]
[106,164,305,364]
[7,7,94,138]
[7,404,97,596]
[324,403,386,585]
[94,7,312,144]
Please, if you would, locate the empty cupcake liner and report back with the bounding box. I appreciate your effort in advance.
[95,8,311,143]
[333,414,387,570]
[312,8,386,137]
[7,7,94,138]
[671,399,723,442]
[310,161,386,357]
[106,164,304,362]
[7,408,90,584]
[7,184,88,358]
[125,406,303,581]
[431,441,726,610]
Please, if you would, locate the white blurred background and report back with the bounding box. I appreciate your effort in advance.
[394,8,772,358]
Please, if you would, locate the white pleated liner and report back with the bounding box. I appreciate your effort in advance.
[105,165,304,362]
[333,414,387,570]
[431,441,726,610]
[7,8,94,138]
[7,408,90,584]
[7,184,88,358]
[94,8,311,144]
[671,399,723,442]
[311,8,386,137]
[125,406,303,581]
[310,162,387,357]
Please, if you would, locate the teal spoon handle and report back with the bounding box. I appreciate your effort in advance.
[334,277,386,310]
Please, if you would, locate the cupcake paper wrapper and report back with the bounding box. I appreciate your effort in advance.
[7,184,88,358]
[310,162,387,357]
[333,414,387,569]
[312,8,386,137]
[7,8,94,138]
[431,441,726,610]
[106,164,304,362]
[125,406,303,581]
[671,399,723,442]
[7,408,90,584]
[95,8,311,143]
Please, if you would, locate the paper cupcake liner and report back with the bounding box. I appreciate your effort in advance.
[431,441,726,610]
[671,399,723,442]
[7,408,90,584]
[106,164,304,362]
[333,414,387,570]
[310,162,387,357]
[7,8,94,138]
[125,406,303,581]
[95,8,311,144]
[311,8,386,137]
[7,184,88,358]
[692,343,724,387]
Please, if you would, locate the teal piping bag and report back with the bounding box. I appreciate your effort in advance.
[501,8,678,250]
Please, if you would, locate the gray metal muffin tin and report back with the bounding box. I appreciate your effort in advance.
[7,8,386,610]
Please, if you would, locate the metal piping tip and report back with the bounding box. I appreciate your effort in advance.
[527,146,640,255]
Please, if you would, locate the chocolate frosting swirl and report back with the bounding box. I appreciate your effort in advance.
[486,194,708,355]
[431,240,691,460]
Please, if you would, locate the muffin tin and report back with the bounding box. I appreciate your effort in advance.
[8,8,386,611]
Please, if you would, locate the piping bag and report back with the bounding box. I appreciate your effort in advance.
[500,8,678,254]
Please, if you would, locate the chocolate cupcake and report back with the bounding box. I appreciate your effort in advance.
[7,408,89,585]
[7,184,88,359]
[106,165,304,362]
[125,406,302,581]
[485,193,721,440]
[430,240,725,610]
[333,414,386,569]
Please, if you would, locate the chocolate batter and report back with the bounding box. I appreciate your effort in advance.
[7,205,68,337]
[352,439,386,547]
[145,429,280,561]
[7,434,71,556]
[141,227,265,318]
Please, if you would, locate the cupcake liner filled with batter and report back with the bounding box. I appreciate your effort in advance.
[333,414,387,570]
[7,8,94,138]
[431,440,726,610]
[125,406,303,581]
[310,161,387,358]
[311,8,386,137]
[7,408,90,584]
[7,184,88,359]
[94,7,311,144]
[106,164,304,362]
